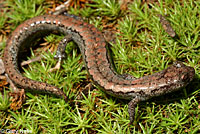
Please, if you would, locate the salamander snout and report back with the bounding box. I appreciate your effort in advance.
[181,66,195,82]
[174,61,195,83]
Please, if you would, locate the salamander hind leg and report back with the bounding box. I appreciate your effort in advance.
[54,35,73,59]
[128,96,141,124]
[50,35,72,72]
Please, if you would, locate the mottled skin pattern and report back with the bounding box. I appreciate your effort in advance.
[3,15,195,124]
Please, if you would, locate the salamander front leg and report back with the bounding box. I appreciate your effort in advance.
[50,35,72,72]
[128,96,140,124]
[120,73,136,80]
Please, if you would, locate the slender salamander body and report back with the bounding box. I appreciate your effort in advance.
[3,15,195,123]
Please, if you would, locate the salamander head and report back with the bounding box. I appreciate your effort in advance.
[163,61,195,90]
[148,61,195,97]
[172,61,194,82]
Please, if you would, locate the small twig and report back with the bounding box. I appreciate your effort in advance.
[158,14,176,38]
[0,75,6,80]
[21,55,43,66]
[50,0,73,15]
[49,57,62,72]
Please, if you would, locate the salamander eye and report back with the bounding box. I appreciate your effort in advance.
[180,73,189,82]
[173,61,184,68]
